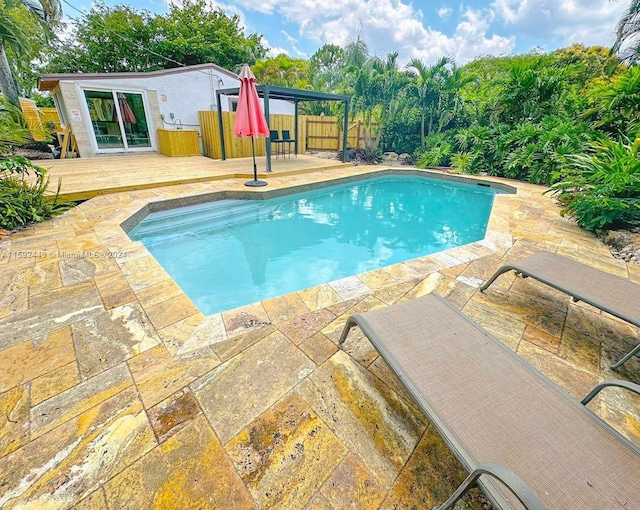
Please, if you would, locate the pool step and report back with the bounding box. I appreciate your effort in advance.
[130,199,275,241]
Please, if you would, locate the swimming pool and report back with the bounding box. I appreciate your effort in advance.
[128,175,499,315]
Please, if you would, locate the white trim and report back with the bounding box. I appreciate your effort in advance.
[52,90,68,128]
[78,84,157,154]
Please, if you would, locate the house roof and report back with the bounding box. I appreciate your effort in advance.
[37,63,239,91]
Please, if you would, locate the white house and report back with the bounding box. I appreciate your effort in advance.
[37,63,294,158]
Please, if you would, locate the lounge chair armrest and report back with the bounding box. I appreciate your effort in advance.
[434,462,546,510]
[479,265,518,292]
[338,315,359,347]
[581,380,640,405]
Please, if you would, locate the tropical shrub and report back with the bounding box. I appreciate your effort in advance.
[415,133,454,168]
[379,96,421,154]
[451,152,476,174]
[0,157,70,230]
[0,98,31,155]
[549,138,640,230]
[437,117,598,185]
[341,146,382,164]
[502,117,598,184]
[582,66,640,139]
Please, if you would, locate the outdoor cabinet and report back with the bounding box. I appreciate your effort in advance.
[157,128,200,157]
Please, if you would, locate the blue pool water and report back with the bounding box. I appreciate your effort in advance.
[129,175,498,315]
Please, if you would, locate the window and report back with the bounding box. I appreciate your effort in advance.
[83,89,151,151]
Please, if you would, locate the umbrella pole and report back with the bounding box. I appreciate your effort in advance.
[245,136,267,187]
[252,137,258,179]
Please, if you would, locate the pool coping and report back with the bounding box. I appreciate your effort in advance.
[120,168,516,233]
[79,167,521,355]
[121,169,514,318]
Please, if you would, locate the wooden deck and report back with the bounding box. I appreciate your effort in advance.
[36,154,352,201]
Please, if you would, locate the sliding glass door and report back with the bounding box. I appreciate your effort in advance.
[84,90,152,151]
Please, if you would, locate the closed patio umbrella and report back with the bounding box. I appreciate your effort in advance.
[117,93,137,124]
[234,64,270,187]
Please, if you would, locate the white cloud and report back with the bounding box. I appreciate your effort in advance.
[437,7,452,19]
[407,8,514,64]
[291,46,308,58]
[166,0,626,66]
[231,0,514,64]
[281,30,298,45]
[490,0,628,48]
[266,46,291,57]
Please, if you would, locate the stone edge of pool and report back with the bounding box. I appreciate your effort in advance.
[119,169,517,233]
[97,168,518,337]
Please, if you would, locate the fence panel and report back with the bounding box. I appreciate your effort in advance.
[39,107,61,130]
[305,116,340,151]
[19,98,46,142]
[199,111,310,159]
[198,111,377,159]
[306,117,378,152]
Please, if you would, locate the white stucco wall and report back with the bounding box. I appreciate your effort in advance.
[62,69,294,130]
[53,66,294,157]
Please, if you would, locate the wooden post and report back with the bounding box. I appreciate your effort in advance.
[60,125,70,159]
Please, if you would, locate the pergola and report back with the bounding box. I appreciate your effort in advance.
[215,85,350,173]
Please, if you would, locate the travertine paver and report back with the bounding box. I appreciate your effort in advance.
[0,163,639,509]
[103,415,255,509]
[226,392,347,509]
[193,331,315,444]
[298,350,427,485]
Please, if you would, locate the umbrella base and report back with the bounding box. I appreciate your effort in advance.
[245,179,267,187]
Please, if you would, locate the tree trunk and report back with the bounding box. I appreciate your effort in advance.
[420,114,425,148]
[365,109,372,149]
[0,42,21,110]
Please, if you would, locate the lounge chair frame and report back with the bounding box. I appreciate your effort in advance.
[338,293,640,510]
[480,251,640,369]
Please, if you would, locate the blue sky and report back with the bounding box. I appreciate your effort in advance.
[65,0,629,65]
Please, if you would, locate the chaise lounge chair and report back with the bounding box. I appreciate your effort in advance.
[338,293,640,510]
[480,251,640,369]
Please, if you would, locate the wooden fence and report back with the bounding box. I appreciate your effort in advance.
[199,111,307,159]
[19,98,47,142]
[39,107,61,130]
[305,118,379,151]
[198,111,376,159]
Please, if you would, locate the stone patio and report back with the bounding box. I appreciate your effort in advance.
[1,165,639,509]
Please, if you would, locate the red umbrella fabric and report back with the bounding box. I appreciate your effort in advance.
[117,93,137,124]
[233,65,269,138]
[234,64,269,187]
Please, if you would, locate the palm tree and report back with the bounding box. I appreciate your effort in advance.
[343,33,369,69]
[612,0,640,62]
[370,52,410,147]
[0,0,61,109]
[436,66,475,133]
[351,63,381,148]
[408,56,452,147]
